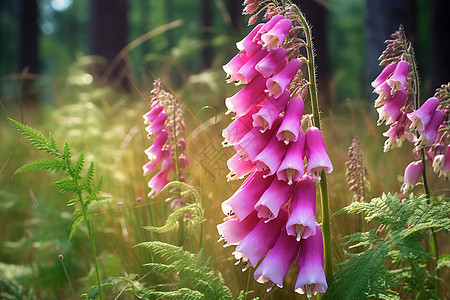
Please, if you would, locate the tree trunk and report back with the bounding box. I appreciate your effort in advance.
[88,0,129,90]
[18,0,40,106]
[228,0,243,33]
[201,0,213,69]
[431,0,450,91]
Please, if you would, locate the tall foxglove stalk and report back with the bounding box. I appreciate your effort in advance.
[372,25,449,297]
[218,1,333,296]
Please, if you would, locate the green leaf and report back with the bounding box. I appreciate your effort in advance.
[15,159,66,175]
[52,178,80,193]
[84,162,95,188]
[9,118,62,159]
[143,203,203,234]
[73,152,85,179]
[437,253,450,270]
[69,215,83,240]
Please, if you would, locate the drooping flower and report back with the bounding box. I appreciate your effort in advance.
[277,132,306,184]
[387,60,409,91]
[294,224,328,297]
[217,210,260,247]
[254,177,295,221]
[252,90,290,132]
[253,228,301,288]
[415,109,445,150]
[305,126,333,181]
[371,62,397,89]
[400,161,424,194]
[255,47,288,78]
[408,97,440,132]
[286,175,317,240]
[376,89,408,125]
[276,97,304,144]
[266,59,301,98]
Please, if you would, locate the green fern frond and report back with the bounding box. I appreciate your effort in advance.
[136,242,233,300]
[342,229,383,249]
[73,151,85,179]
[69,215,83,240]
[15,159,67,175]
[52,177,80,193]
[9,118,62,159]
[143,202,203,235]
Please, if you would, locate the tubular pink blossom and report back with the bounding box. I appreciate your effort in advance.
[373,81,393,107]
[233,207,289,268]
[407,97,440,132]
[286,175,316,241]
[277,131,306,184]
[295,224,327,297]
[252,89,290,132]
[221,171,273,220]
[222,107,258,147]
[371,62,397,89]
[276,97,304,144]
[253,228,301,288]
[254,15,285,43]
[260,18,292,50]
[144,130,169,162]
[400,161,424,194]
[383,121,415,152]
[254,177,295,221]
[387,60,409,91]
[225,75,268,116]
[253,130,288,176]
[143,103,164,124]
[178,154,189,169]
[377,89,408,125]
[145,112,168,137]
[148,166,171,197]
[255,48,288,78]
[305,126,333,181]
[217,211,259,247]
[415,109,445,149]
[235,48,269,84]
[223,52,248,84]
[226,152,256,181]
[266,59,301,99]
[236,24,264,57]
[238,117,281,161]
[440,145,450,179]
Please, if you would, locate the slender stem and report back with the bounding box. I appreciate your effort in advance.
[59,254,77,300]
[293,4,333,280]
[244,267,252,300]
[409,258,427,298]
[78,191,103,300]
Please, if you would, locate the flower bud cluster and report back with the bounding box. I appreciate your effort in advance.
[219,14,332,297]
[345,138,367,201]
[143,80,188,198]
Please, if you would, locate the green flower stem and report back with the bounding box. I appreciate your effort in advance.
[293,4,333,280]
[78,191,103,300]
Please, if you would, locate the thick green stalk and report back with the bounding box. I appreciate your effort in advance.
[409,258,427,298]
[293,4,333,280]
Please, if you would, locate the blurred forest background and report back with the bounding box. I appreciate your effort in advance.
[0,0,449,299]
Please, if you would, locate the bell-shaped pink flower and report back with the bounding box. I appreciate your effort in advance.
[377,89,407,125]
[295,224,327,297]
[143,103,164,124]
[253,228,301,288]
[238,117,281,161]
[221,171,273,220]
[144,130,169,162]
[276,97,304,144]
[222,107,258,147]
[408,97,440,132]
[233,207,289,268]
[253,130,288,176]
[225,75,268,116]
[387,60,409,91]
[260,18,292,50]
[305,127,333,181]
[440,145,450,179]
[217,211,259,247]
[145,111,168,137]
[252,89,290,132]
[373,81,393,107]
[400,161,423,194]
[415,109,445,149]
[286,175,316,240]
[277,132,305,184]
[178,154,189,169]
[147,155,173,198]
[235,48,268,85]
[254,15,285,43]
[226,152,256,181]
[266,59,301,99]
[255,48,288,78]
[223,52,248,84]
[236,24,264,57]
[371,62,396,89]
[254,177,295,221]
